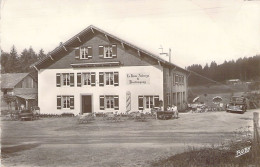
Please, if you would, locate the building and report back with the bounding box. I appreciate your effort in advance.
[32,25,188,115]
[1,73,38,110]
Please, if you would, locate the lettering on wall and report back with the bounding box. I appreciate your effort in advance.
[127,73,150,85]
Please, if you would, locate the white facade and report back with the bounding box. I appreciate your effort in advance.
[38,65,163,115]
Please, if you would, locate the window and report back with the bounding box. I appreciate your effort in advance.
[82,73,91,85]
[62,73,70,86]
[63,96,70,109]
[105,96,114,109]
[100,95,119,110]
[99,72,119,86]
[175,74,178,85]
[138,95,159,110]
[76,46,92,60]
[104,46,113,58]
[173,74,184,85]
[77,72,95,87]
[179,76,182,85]
[145,96,154,109]
[80,47,88,59]
[57,95,74,109]
[99,45,117,58]
[105,72,114,85]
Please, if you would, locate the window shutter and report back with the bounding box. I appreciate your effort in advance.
[175,75,178,85]
[57,96,61,109]
[138,96,144,110]
[91,72,96,86]
[99,72,104,86]
[173,74,175,86]
[112,45,117,57]
[75,48,80,59]
[100,96,104,110]
[70,96,74,109]
[99,46,104,57]
[77,73,82,87]
[114,72,119,86]
[88,47,92,58]
[154,96,159,108]
[70,73,74,87]
[114,95,119,110]
[56,73,61,87]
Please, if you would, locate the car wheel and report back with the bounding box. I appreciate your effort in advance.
[226,110,229,113]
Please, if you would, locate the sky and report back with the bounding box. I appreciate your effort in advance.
[1,0,260,68]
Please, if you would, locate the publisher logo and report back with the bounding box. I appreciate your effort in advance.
[235,146,251,158]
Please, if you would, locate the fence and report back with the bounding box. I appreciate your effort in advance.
[253,112,260,166]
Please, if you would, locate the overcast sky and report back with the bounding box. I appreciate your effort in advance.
[1,0,260,68]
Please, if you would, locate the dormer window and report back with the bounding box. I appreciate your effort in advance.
[75,46,92,60]
[104,46,113,58]
[99,45,117,58]
[80,47,88,59]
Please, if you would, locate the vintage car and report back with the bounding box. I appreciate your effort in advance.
[226,96,247,114]
[19,109,34,121]
[156,111,174,120]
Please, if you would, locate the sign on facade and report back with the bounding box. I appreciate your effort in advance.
[126,73,150,85]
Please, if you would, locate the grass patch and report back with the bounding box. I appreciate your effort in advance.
[151,127,260,167]
[151,141,258,167]
[1,143,41,158]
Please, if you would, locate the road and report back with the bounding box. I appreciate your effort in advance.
[1,109,260,167]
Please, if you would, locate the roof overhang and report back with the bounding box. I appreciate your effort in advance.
[31,25,188,73]
[16,94,37,100]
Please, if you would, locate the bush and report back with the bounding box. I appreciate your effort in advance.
[61,113,74,117]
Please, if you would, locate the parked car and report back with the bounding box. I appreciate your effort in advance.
[19,109,34,121]
[156,111,173,120]
[226,96,247,114]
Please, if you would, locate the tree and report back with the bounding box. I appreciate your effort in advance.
[4,45,20,73]
[20,46,38,72]
[0,50,10,73]
[38,49,46,60]
[3,94,17,110]
[186,55,260,86]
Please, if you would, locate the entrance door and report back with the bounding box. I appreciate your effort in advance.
[82,95,92,114]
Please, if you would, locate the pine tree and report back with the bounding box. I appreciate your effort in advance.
[0,50,10,73]
[38,49,46,60]
[5,45,20,73]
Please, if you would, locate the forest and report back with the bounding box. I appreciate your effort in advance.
[1,45,259,86]
[1,45,46,78]
[186,55,260,86]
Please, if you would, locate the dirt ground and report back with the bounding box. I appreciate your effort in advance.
[1,109,260,167]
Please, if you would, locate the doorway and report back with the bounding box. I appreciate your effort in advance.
[82,95,92,114]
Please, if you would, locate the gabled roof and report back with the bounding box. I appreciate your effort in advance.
[31,25,188,73]
[1,73,30,89]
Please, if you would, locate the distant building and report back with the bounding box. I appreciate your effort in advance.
[226,79,242,85]
[1,73,38,110]
[32,25,188,115]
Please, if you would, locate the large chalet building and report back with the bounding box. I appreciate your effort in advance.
[32,25,188,115]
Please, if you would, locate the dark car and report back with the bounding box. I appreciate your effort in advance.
[156,111,173,120]
[226,96,247,114]
[19,109,34,121]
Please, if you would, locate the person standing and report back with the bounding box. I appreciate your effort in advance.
[171,105,179,119]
